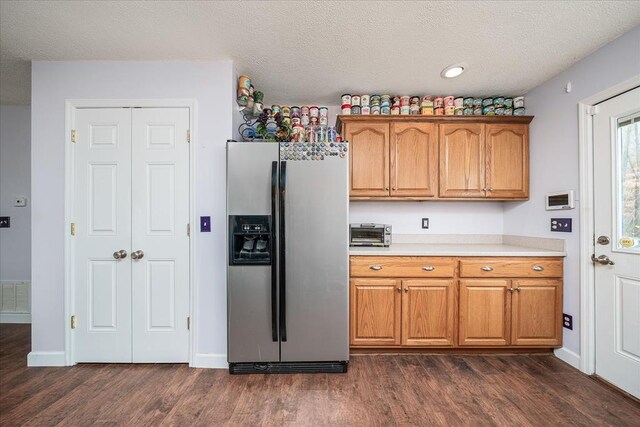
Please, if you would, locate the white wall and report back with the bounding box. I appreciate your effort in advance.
[31,61,235,362]
[351,202,504,234]
[504,26,640,356]
[0,105,31,281]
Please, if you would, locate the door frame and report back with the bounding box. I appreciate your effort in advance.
[64,99,198,366]
[577,75,640,375]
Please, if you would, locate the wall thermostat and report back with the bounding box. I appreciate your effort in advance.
[546,190,575,210]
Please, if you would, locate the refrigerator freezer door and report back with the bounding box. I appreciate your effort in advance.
[227,142,280,363]
[279,151,350,362]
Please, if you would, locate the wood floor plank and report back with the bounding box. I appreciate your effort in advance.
[1,325,639,426]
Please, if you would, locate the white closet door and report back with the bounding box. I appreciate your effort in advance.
[131,108,190,362]
[74,108,132,363]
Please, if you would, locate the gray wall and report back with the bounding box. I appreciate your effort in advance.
[31,61,234,364]
[0,105,31,281]
[504,26,640,357]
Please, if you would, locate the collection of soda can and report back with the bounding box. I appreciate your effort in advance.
[341,94,525,116]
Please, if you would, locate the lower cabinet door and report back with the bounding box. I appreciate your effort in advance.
[511,279,562,346]
[402,279,455,346]
[459,279,511,346]
[350,278,401,346]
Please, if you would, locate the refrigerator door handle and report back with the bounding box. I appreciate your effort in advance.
[270,161,278,342]
[279,161,287,342]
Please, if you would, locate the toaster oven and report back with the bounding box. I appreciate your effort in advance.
[349,223,392,247]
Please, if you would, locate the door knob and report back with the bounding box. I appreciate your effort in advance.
[112,250,127,260]
[591,254,614,265]
[131,250,145,260]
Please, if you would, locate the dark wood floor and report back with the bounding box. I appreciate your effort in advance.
[1,324,639,426]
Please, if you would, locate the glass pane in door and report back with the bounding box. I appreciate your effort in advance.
[616,113,640,252]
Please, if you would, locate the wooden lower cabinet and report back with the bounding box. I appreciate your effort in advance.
[350,278,401,346]
[511,280,562,346]
[459,280,511,346]
[402,280,455,346]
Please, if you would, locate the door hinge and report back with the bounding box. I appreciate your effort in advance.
[187,130,191,143]
[586,105,599,116]
[71,315,77,329]
[70,223,76,236]
[187,223,191,237]
[71,129,77,143]
[187,317,191,330]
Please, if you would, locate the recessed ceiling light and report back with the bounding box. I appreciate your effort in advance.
[441,63,467,79]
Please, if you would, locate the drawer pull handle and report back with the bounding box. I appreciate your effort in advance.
[422,266,435,271]
[532,265,544,271]
[370,265,382,271]
[481,266,494,271]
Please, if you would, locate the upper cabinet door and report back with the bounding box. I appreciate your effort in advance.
[390,122,438,197]
[439,123,485,198]
[485,124,529,198]
[345,122,390,197]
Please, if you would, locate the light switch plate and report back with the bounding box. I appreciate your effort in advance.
[551,218,572,232]
[0,217,9,228]
[14,197,27,207]
[422,218,429,229]
[200,216,211,232]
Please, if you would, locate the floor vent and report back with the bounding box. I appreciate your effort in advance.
[229,361,348,374]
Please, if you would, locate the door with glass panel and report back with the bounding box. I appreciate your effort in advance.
[73,107,190,363]
[593,87,640,398]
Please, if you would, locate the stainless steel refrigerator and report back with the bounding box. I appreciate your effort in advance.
[227,141,349,374]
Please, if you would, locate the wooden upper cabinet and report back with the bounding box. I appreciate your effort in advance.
[345,122,389,197]
[486,124,529,198]
[390,122,438,197]
[511,280,562,346]
[439,123,485,198]
[402,279,455,346]
[350,278,401,346]
[458,279,510,346]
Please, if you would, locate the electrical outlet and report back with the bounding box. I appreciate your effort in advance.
[551,218,572,232]
[0,217,9,228]
[422,218,429,229]
[563,313,573,330]
[200,216,211,232]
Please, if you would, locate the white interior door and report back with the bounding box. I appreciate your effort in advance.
[593,87,640,398]
[74,108,132,362]
[131,108,190,363]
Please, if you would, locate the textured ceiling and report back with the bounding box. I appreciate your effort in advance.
[1,1,639,105]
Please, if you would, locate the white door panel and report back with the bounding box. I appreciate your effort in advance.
[593,87,640,398]
[74,108,132,363]
[131,108,190,363]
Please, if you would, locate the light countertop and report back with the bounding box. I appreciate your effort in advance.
[349,234,566,257]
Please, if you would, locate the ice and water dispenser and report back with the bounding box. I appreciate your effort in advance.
[228,215,272,265]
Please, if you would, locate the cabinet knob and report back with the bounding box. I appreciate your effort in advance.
[481,266,494,271]
[392,187,397,191]
[422,266,435,271]
[397,287,401,293]
[370,265,382,271]
[385,187,389,191]
[404,287,409,293]
[508,288,515,292]
[532,265,544,271]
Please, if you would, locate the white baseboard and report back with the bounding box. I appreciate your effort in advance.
[192,353,228,369]
[554,347,581,370]
[27,351,67,367]
[0,313,31,323]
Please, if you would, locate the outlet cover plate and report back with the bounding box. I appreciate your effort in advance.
[422,218,429,229]
[563,313,573,330]
[0,217,9,228]
[200,216,211,232]
[551,218,572,232]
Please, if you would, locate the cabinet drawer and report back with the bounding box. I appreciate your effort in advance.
[459,258,563,278]
[350,256,456,278]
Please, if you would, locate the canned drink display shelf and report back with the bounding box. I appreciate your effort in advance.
[335,114,534,134]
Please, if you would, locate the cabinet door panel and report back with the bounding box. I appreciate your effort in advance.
[459,279,510,346]
[390,122,438,197]
[511,280,562,346]
[350,279,401,346]
[439,124,485,197]
[402,279,455,346]
[345,123,389,197]
[486,124,529,198]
